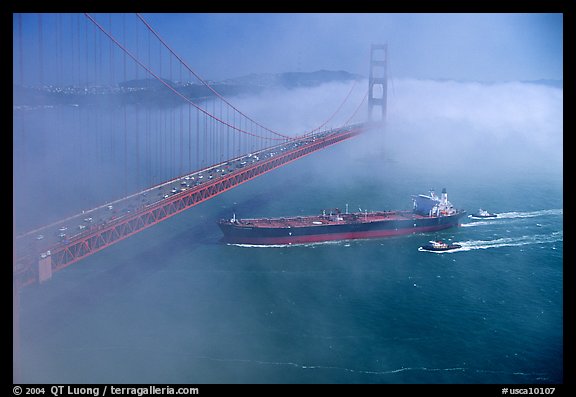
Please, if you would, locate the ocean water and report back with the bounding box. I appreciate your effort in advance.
[16,133,563,384]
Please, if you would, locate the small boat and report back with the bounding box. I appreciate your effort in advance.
[420,240,462,252]
[469,208,497,219]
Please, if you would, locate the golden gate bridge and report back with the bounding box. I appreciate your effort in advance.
[13,13,387,287]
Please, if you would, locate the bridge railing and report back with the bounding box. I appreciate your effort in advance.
[14,123,369,287]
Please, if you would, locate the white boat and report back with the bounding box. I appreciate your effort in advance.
[420,240,462,252]
[469,209,497,219]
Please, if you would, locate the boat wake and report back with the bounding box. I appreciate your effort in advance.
[491,208,562,219]
[228,240,345,249]
[461,220,493,228]
[462,208,562,228]
[229,243,293,248]
[419,231,562,254]
[454,232,562,253]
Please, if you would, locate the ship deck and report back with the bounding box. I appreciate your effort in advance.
[227,211,432,229]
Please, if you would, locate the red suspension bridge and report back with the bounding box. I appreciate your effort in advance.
[13,13,387,288]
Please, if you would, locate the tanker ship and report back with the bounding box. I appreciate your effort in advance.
[218,188,466,245]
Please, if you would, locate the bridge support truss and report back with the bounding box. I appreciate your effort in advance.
[14,125,367,287]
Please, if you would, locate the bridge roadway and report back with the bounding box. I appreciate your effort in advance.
[14,122,371,287]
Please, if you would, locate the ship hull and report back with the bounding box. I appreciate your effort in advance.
[219,211,466,245]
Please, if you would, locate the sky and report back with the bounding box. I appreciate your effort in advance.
[137,13,563,82]
[12,13,563,86]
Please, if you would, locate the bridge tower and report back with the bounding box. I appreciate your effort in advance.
[368,44,388,124]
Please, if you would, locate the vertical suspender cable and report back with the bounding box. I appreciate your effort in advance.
[38,14,43,86]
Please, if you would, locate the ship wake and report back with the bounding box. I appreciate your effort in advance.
[421,231,563,253]
[463,209,562,228]
[228,240,346,249]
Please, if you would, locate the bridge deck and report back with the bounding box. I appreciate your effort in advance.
[14,123,371,287]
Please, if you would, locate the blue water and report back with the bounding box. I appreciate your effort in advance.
[16,133,563,384]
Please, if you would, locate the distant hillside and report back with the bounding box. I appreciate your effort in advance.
[13,70,364,108]
[222,70,363,89]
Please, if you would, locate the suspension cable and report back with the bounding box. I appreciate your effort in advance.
[136,13,295,140]
[136,13,362,140]
[85,13,288,142]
